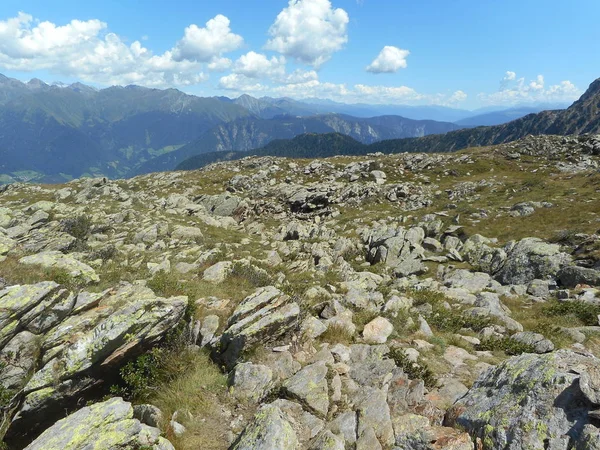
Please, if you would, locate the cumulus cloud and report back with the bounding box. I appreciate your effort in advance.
[265,0,349,68]
[282,69,319,84]
[481,72,581,105]
[354,84,423,102]
[448,90,467,103]
[207,57,232,72]
[218,73,266,92]
[172,15,243,62]
[233,51,286,78]
[366,46,410,74]
[0,12,106,66]
[0,12,244,87]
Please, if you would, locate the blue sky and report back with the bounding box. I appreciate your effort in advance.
[0,0,597,109]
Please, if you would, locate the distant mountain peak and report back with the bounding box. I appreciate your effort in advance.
[571,77,600,105]
[27,78,48,89]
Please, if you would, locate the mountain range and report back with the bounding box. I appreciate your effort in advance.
[0,73,571,183]
[132,113,462,176]
[176,77,600,171]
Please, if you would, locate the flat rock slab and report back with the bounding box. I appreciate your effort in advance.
[282,361,329,417]
[20,251,99,283]
[24,397,174,450]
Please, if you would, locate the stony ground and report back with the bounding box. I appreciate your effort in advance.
[1,133,600,449]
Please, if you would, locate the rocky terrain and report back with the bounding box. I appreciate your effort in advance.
[1,133,600,449]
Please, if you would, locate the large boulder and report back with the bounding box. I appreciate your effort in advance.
[462,234,506,275]
[216,286,300,369]
[447,350,600,449]
[364,226,427,276]
[231,403,299,450]
[196,193,246,217]
[0,282,187,440]
[24,397,174,450]
[282,361,329,417]
[558,265,600,288]
[494,238,571,285]
[0,234,16,256]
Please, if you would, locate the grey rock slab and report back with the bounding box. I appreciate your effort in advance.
[282,361,329,417]
[218,286,299,369]
[309,430,345,450]
[444,269,493,293]
[355,386,395,447]
[232,404,299,450]
[0,234,16,255]
[270,399,324,444]
[558,265,600,288]
[202,261,233,284]
[0,330,39,391]
[448,350,600,450]
[328,411,357,445]
[495,237,571,285]
[24,397,173,450]
[230,362,273,402]
[357,426,382,450]
[579,365,600,405]
[511,331,555,353]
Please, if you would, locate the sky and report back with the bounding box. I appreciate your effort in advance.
[0,0,597,109]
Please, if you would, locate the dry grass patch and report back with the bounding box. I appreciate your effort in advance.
[145,351,232,450]
[319,323,353,345]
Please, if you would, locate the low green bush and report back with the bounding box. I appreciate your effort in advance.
[478,336,536,355]
[388,347,437,388]
[428,307,491,333]
[543,299,600,326]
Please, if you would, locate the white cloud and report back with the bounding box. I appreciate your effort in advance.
[265,0,349,68]
[480,72,581,105]
[283,69,319,84]
[207,57,232,72]
[354,84,423,102]
[503,71,516,81]
[0,12,247,87]
[218,73,266,92]
[233,51,286,78]
[172,15,243,62]
[366,46,410,74]
[0,12,106,65]
[448,90,467,103]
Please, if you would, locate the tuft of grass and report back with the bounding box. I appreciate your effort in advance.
[229,262,272,288]
[428,307,491,333]
[319,323,354,345]
[0,255,85,291]
[352,309,380,333]
[409,289,449,307]
[388,347,437,388]
[477,336,536,355]
[543,299,600,326]
[146,351,231,450]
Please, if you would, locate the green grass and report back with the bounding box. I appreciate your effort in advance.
[142,350,231,450]
[0,255,86,291]
[318,323,354,345]
[388,347,437,388]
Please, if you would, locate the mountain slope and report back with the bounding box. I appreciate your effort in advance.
[0,76,253,181]
[133,113,461,175]
[360,77,600,155]
[454,105,569,127]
